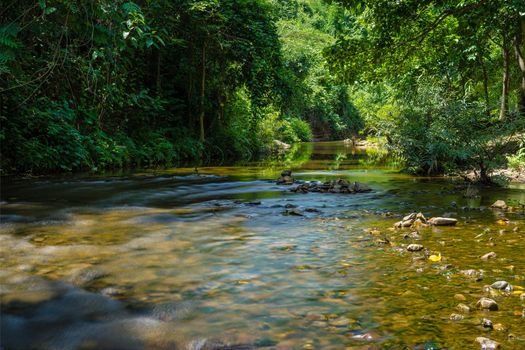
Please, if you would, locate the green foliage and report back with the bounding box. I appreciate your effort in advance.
[288,117,313,142]
[507,142,525,171]
[274,0,364,140]
[325,0,525,181]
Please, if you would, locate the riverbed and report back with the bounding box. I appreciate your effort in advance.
[1,141,524,349]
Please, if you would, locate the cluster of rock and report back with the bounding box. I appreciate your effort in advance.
[394,212,457,228]
[291,179,371,194]
[450,279,524,349]
[276,170,372,194]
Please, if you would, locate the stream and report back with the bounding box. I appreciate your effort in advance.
[1,141,524,349]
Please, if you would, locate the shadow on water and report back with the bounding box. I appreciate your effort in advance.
[1,141,524,349]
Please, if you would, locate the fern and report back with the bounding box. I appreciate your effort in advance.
[0,24,21,48]
[0,24,21,74]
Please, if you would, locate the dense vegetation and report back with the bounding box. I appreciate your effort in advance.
[1,0,524,179]
[327,0,525,181]
[0,0,358,173]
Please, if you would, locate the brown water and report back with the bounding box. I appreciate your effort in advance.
[1,141,524,350]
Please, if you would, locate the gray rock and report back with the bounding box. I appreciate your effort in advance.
[481,318,493,329]
[475,337,500,349]
[283,209,303,216]
[490,280,512,292]
[428,217,457,226]
[407,244,424,252]
[476,298,498,311]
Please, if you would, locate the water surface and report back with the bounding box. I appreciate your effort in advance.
[1,142,524,349]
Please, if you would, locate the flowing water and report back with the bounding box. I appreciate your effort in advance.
[1,141,524,350]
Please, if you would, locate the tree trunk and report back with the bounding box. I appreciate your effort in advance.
[199,41,207,143]
[478,50,490,115]
[515,16,525,116]
[188,39,194,129]
[500,35,510,120]
[156,50,161,96]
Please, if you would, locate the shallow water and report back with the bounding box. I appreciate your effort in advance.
[1,141,524,350]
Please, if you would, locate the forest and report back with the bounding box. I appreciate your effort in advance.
[1,0,524,181]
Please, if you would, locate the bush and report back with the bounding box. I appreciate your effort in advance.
[289,117,313,141]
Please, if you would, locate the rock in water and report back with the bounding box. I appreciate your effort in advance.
[456,303,471,313]
[480,252,497,260]
[352,182,371,193]
[403,213,417,221]
[450,313,464,321]
[277,170,294,185]
[490,200,507,210]
[428,217,457,226]
[476,298,498,311]
[407,244,424,252]
[475,337,500,349]
[490,281,512,292]
[283,209,303,216]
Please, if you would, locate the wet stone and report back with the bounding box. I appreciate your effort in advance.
[407,244,424,252]
[476,298,498,311]
[450,313,464,321]
[480,252,497,260]
[454,294,466,301]
[493,323,506,332]
[403,231,421,240]
[456,303,471,313]
[481,318,493,329]
[475,337,500,349]
[490,281,512,291]
[428,217,457,226]
[283,209,304,216]
[460,269,484,281]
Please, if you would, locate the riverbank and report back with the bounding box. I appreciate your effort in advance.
[464,167,525,184]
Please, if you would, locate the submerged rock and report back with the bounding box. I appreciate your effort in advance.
[460,269,484,281]
[428,217,457,226]
[475,337,500,349]
[480,252,497,260]
[476,298,498,311]
[456,303,471,313]
[283,209,304,216]
[450,313,464,321]
[407,244,424,252]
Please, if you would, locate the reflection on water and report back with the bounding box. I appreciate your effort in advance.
[1,141,524,349]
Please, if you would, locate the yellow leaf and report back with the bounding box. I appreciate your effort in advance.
[428,253,442,262]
